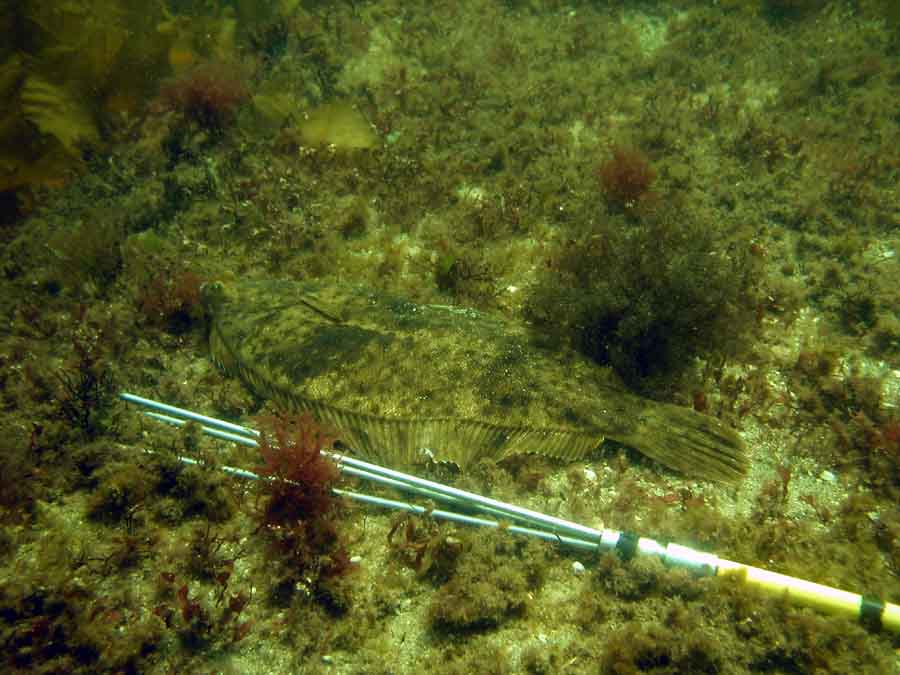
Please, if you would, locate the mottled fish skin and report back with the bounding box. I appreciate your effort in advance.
[202,280,748,483]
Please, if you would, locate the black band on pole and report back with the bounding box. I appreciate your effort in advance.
[859,596,884,631]
[616,531,639,561]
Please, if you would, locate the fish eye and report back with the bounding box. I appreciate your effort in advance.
[200,281,227,309]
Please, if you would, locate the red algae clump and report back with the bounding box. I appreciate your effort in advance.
[255,412,341,528]
[254,412,354,587]
[159,61,250,130]
[597,145,657,211]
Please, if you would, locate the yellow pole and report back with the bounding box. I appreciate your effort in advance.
[716,558,900,633]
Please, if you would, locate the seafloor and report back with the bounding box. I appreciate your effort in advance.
[0,1,897,673]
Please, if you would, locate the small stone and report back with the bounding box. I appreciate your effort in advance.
[572,561,586,576]
[820,470,836,483]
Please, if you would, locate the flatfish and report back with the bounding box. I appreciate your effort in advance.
[202,279,747,483]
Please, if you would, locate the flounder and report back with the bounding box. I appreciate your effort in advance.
[202,279,747,483]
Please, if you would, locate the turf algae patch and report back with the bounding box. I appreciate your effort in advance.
[202,280,747,482]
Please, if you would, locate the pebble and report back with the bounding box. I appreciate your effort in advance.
[572,561,586,576]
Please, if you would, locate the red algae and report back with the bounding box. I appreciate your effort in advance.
[158,61,250,130]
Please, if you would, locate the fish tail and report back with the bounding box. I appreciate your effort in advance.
[614,403,748,483]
